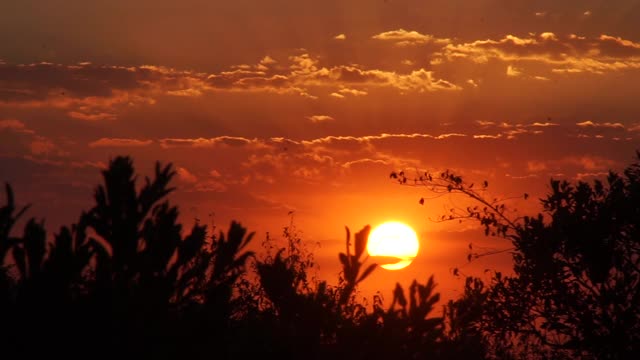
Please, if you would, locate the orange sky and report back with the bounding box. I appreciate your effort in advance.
[1,0,640,303]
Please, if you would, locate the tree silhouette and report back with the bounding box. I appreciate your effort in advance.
[2,154,488,359]
[0,156,255,358]
[392,151,640,359]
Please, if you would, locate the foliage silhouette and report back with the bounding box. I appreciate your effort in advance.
[0,157,254,358]
[2,155,482,359]
[393,151,640,359]
[339,225,377,304]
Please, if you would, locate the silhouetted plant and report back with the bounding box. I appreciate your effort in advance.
[338,225,377,305]
[0,156,256,358]
[443,277,491,359]
[354,276,448,359]
[238,222,377,358]
[393,151,640,359]
[1,153,498,359]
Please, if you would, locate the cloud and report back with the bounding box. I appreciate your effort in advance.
[255,56,277,71]
[530,122,558,127]
[292,167,321,179]
[0,119,35,134]
[527,160,547,172]
[473,134,502,139]
[148,132,484,183]
[260,56,277,65]
[176,167,198,184]
[0,62,209,119]
[566,156,616,171]
[476,120,558,129]
[306,115,334,123]
[334,34,346,40]
[519,156,618,179]
[166,88,204,97]
[193,180,227,192]
[158,136,266,150]
[576,121,625,129]
[341,158,390,169]
[0,118,68,159]
[476,120,496,127]
[330,88,368,98]
[67,111,117,121]
[539,32,558,41]
[298,133,468,147]
[289,53,319,74]
[435,33,640,74]
[506,65,522,77]
[1,51,460,114]
[372,29,450,46]
[88,138,153,148]
[30,138,64,156]
[338,88,367,96]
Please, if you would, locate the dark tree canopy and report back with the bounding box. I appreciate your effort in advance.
[0,156,466,359]
[3,152,639,359]
[392,151,640,359]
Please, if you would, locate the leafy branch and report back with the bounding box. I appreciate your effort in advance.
[390,169,523,263]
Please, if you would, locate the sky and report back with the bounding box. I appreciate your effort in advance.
[1,0,640,301]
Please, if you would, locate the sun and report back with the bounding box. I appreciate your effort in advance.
[367,221,420,270]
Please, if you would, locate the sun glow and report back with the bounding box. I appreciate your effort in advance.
[367,221,420,270]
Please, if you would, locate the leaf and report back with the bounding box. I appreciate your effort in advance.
[339,253,348,267]
[344,226,351,256]
[393,283,407,308]
[354,225,371,259]
[356,263,378,284]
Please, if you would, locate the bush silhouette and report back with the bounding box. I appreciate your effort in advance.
[0,157,255,358]
[393,151,640,359]
[14,152,624,358]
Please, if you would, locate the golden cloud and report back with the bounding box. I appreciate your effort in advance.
[372,29,450,46]
[209,55,459,96]
[506,65,522,77]
[341,158,390,169]
[576,121,625,129]
[435,33,640,74]
[306,115,334,123]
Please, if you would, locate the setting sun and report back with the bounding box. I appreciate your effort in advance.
[367,221,420,270]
